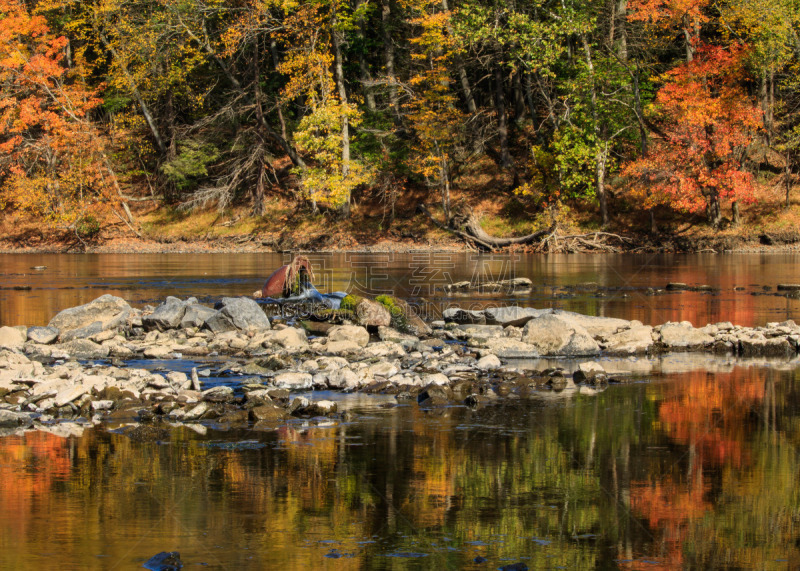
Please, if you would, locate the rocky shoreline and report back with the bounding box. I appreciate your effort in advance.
[1,293,800,437]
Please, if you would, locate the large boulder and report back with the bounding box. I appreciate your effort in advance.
[522,314,600,356]
[354,297,391,328]
[218,297,271,331]
[376,295,432,337]
[656,322,714,351]
[273,372,313,390]
[143,297,187,331]
[443,308,486,325]
[180,304,218,329]
[48,294,131,340]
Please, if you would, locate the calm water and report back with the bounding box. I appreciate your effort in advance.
[1,251,800,327]
[1,252,800,569]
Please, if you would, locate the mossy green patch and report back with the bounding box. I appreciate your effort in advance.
[375,294,409,332]
[339,294,363,313]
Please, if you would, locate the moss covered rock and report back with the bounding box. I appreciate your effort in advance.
[375,295,431,337]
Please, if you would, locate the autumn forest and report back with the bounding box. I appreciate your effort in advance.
[1,0,798,246]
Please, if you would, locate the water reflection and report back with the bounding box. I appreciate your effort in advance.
[2,252,800,327]
[0,368,799,569]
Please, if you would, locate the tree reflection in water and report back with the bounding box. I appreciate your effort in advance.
[0,366,798,569]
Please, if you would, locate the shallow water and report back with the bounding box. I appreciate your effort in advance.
[0,366,798,569]
[2,251,800,327]
[2,252,800,569]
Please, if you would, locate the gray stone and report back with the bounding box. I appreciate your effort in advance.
[443,308,486,324]
[739,337,795,358]
[269,327,308,350]
[324,339,362,355]
[363,341,406,359]
[307,400,337,415]
[0,326,26,348]
[56,339,109,359]
[482,338,540,359]
[0,409,32,428]
[26,326,60,345]
[273,372,313,390]
[143,297,187,331]
[219,297,271,331]
[48,294,132,338]
[183,402,210,421]
[203,311,237,334]
[522,314,600,356]
[59,321,104,342]
[180,304,217,329]
[202,386,235,403]
[484,306,552,327]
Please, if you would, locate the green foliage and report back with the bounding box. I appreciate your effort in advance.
[160,140,220,191]
[75,215,101,239]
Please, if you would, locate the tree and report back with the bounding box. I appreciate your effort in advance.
[622,44,761,227]
[0,0,120,237]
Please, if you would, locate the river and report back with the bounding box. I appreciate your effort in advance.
[0,252,799,569]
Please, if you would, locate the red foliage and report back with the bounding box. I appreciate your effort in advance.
[623,44,762,217]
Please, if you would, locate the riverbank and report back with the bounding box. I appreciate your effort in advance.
[4,194,800,254]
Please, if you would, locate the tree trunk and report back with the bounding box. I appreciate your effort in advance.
[382,0,401,122]
[332,20,352,217]
[706,191,721,228]
[494,66,512,169]
[269,40,289,141]
[582,35,608,227]
[786,149,792,208]
[731,200,740,226]
[252,39,266,216]
[357,0,376,112]
[616,0,628,61]
[512,70,526,122]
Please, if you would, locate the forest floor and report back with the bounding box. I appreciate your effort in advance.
[2,164,800,254]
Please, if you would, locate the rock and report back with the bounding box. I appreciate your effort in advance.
[143,345,174,359]
[325,340,362,355]
[369,361,399,378]
[203,310,237,334]
[573,362,606,384]
[218,297,271,331]
[91,400,115,411]
[190,368,202,391]
[183,402,210,421]
[54,384,90,407]
[740,337,795,358]
[143,551,183,571]
[552,311,630,338]
[0,326,26,348]
[476,354,502,370]
[26,326,59,345]
[657,322,714,351]
[48,294,131,339]
[269,327,308,350]
[326,368,362,391]
[604,324,654,355]
[377,295,432,336]
[482,338,540,359]
[377,326,419,349]
[249,404,287,422]
[202,386,235,403]
[273,372,313,390]
[143,297,187,331]
[56,339,109,359]
[443,308,486,324]
[522,314,600,356]
[180,304,217,329]
[328,325,370,348]
[353,297,391,327]
[363,341,406,359]
[307,400,337,415]
[0,409,33,428]
[422,373,450,386]
[484,306,552,327]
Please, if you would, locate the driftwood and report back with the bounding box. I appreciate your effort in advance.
[418,204,633,253]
